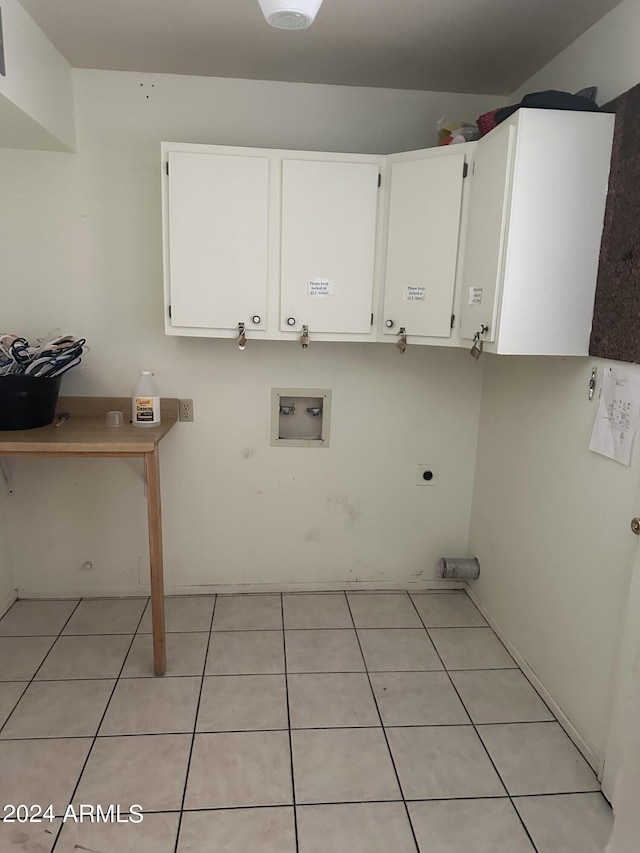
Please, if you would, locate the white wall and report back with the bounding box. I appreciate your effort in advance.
[0,487,15,615]
[0,70,498,597]
[469,356,639,765]
[1,0,633,780]
[468,0,640,768]
[0,0,75,151]
[509,0,640,107]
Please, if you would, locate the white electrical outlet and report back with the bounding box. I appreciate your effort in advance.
[416,464,439,486]
[179,398,194,422]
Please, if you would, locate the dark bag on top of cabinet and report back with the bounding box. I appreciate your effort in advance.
[494,89,601,125]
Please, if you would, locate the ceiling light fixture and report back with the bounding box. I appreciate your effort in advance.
[257,0,324,30]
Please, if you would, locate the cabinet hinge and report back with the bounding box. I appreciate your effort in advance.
[462,163,468,178]
[378,173,382,188]
[371,313,374,326]
[450,313,456,329]
[165,162,169,176]
[168,305,172,319]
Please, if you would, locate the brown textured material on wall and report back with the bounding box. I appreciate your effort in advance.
[589,84,640,363]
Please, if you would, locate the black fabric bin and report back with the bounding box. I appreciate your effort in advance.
[0,375,62,430]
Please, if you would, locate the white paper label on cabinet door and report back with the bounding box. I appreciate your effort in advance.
[404,286,426,302]
[469,287,483,305]
[308,280,333,296]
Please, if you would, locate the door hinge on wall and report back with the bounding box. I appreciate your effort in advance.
[168,305,172,319]
[463,163,468,178]
[165,162,169,176]
[371,313,374,326]
[378,173,382,188]
[451,314,456,329]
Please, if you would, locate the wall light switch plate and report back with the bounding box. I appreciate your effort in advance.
[416,464,439,486]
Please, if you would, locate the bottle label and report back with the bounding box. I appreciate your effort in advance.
[135,396,157,423]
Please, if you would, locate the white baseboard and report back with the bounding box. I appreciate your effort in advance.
[16,589,147,600]
[18,579,465,598]
[465,584,601,776]
[0,590,18,618]
[161,579,466,595]
[11,577,598,777]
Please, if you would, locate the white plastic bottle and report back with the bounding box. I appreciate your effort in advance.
[132,371,161,428]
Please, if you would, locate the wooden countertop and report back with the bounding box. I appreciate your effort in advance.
[0,397,179,455]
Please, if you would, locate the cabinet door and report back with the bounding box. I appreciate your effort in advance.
[280,159,379,334]
[382,153,466,339]
[167,152,269,330]
[459,124,515,343]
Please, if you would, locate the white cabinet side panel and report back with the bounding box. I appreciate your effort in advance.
[459,124,515,342]
[280,160,378,334]
[167,152,269,330]
[382,153,465,339]
[497,110,614,355]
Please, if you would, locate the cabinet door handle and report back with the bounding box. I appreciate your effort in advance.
[385,319,394,328]
[286,317,296,327]
[251,315,261,325]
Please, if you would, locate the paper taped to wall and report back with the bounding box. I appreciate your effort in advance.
[589,367,640,465]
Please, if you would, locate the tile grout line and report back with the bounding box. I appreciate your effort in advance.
[417,590,602,802]
[0,598,84,739]
[172,595,219,853]
[343,590,422,853]
[0,717,572,744]
[49,596,150,849]
[282,593,301,853]
[418,590,562,724]
[407,590,541,853]
[71,786,605,816]
[0,593,607,848]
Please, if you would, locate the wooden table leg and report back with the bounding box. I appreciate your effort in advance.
[145,447,166,675]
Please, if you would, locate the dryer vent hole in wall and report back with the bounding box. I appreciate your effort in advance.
[438,556,481,580]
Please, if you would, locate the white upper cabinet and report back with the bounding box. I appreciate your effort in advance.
[163,116,614,355]
[162,143,383,343]
[280,159,379,335]
[381,147,469,345]
[459,109,615,356]
[165,150,270,334]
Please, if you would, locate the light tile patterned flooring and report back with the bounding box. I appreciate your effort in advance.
[0,591,613,852]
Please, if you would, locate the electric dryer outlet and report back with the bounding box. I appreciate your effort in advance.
[416,464,439,486]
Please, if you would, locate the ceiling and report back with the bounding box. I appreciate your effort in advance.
[19,0,622,95]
